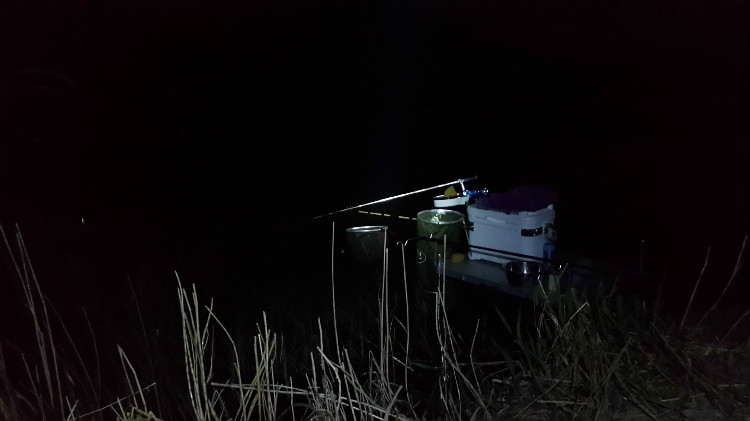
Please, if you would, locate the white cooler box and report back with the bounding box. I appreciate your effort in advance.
[467,204,555,264]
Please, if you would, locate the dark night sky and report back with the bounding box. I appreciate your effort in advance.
[0,1,748,310]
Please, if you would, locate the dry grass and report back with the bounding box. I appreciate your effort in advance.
[0,222,747,420]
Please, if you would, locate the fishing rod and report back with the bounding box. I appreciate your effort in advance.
[310,175,479,221]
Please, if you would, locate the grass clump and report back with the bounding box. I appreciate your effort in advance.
[499,282,670,419]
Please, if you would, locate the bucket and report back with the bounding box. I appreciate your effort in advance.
[415,209,466,314]
[416,209,467,261]
[346,226,388,264]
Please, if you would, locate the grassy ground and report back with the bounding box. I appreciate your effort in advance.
[0,222,748,421]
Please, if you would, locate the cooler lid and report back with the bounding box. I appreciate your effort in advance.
[473,185,558,213]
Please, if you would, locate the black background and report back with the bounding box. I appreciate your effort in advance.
[1,0,748,327]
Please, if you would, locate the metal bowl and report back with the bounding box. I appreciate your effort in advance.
[504,261,548,285]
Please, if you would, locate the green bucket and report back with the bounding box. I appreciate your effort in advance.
[414,209,466,313]
[416,209,467,260]
[416,209,466,278]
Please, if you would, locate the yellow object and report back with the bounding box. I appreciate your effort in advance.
[450,253,466,263]
[444,185,458,198]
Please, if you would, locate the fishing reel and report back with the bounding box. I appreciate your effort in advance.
[433,176,489,208]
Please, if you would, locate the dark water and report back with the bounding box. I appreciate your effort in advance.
[0,1,748,397]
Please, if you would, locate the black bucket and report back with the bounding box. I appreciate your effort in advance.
[345,226,388,264]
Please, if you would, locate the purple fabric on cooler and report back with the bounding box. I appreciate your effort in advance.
[473,185,558,213]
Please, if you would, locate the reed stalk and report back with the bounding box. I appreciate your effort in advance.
[681,246,710,329]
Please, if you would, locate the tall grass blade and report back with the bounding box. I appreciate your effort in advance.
[697,235,747,328]
[681,246,710,329]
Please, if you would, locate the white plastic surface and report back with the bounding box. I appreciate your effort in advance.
[467,204,555,264]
